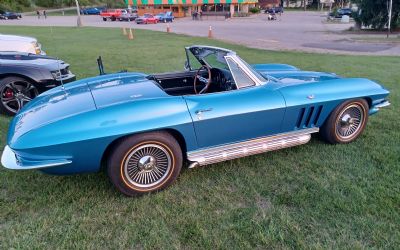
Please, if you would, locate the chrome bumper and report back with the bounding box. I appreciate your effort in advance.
[375,100,391,109]
[1,145,72,170]
[370,100,391,115]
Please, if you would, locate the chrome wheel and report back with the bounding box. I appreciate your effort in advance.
[123,144,172,188]
[336,104,364,139]
[1,79,38,114]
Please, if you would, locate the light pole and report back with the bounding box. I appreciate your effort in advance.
[387,0,393,38]
[75,0,83,27]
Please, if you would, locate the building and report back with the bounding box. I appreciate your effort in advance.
[258,0,281,9]
[125,0,258,18]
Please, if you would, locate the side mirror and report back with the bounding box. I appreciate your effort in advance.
[184,60,190,71]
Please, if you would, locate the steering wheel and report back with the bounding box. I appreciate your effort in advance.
[194,65,212,95]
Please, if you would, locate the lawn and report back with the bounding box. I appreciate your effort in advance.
[0,26,399,249]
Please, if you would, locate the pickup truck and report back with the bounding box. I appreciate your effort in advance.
[100,9,126,21]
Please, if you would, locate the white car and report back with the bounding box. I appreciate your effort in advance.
[0,34,46,55]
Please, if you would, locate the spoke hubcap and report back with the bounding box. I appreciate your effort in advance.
[336,104,363,139]
[138,155,157,171]
[123,144,172,188]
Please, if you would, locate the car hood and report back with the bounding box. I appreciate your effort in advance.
[0,34,37,43]
[265,71,340,84]
[7,73,167,147]
[0,53,63,68]
[253,64,339,84]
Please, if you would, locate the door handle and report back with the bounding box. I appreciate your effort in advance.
[195,108,213,115]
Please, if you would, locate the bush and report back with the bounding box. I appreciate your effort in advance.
[353,0,400,30]
[0,0,30,11]
[249,7,261,14]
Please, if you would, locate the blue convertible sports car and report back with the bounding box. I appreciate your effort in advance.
[1,46,390,196]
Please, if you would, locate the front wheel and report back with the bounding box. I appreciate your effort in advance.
[102,17,107,21]
[320,99,369,144]
[0,76,38,116]
[107,131,183,196]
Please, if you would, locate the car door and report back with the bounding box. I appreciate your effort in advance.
[184,56,286,149]
[185,86,286,149]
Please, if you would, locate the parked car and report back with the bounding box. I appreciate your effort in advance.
[119,11,138,21]
[0,34,46,55]
[80,7,105,15]
[0,10,22,20]
[136,13,158,24]
[100,9,125,21]
[155,11,174,23]
[265,6,283,14]
[0,52,75,115]
[329,8,353,18]
[1,45,390,196]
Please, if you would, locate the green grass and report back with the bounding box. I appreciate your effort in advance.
[0,26,399,249]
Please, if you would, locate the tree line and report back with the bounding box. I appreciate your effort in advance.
[0,0,126,11]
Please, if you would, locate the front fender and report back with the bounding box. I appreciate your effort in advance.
[278,78,390,131]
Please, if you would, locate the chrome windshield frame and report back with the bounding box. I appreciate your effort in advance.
[225,54,268,87]
[185,45,269,87]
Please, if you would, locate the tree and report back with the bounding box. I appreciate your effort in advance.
[353,0,400,30]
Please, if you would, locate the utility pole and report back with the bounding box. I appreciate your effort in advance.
[75,0,83,27]
[387,0,393,38]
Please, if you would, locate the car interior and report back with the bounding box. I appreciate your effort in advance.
[148,47,241,96]
[147,67,237,96]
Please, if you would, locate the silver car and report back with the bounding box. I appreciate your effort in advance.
[0,34,46,55]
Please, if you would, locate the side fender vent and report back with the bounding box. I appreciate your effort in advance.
[296,105,323,129]
[296,108,306,128]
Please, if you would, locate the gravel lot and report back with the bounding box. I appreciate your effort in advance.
[1,11,399,56]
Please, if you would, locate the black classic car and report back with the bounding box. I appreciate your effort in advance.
[329,8,354,18]
[0,52,76,115]
[0,10,22,20]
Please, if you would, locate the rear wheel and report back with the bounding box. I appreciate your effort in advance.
[107,131,183,196]
[0,76,38,116]
[102,17,107,21]
[321,99,369,144]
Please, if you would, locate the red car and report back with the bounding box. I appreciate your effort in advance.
[100,9,125,21]
[135,13,158,24]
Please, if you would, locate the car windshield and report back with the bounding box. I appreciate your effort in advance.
[188,47,229,70]
[187,46,267,83]
[144,14,152,18]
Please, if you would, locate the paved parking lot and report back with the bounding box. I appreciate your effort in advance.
[1,11,399,55]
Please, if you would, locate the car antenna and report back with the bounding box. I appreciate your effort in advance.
[57,58,65,91]
[97,56,105,75]
[50,26,66,92]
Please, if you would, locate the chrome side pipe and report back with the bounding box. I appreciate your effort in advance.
[187,128,319,168]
